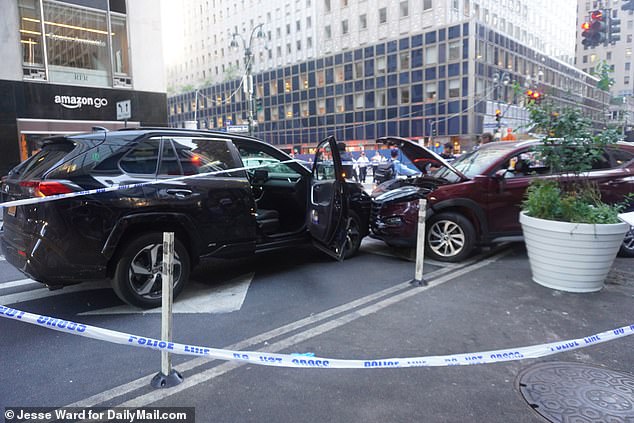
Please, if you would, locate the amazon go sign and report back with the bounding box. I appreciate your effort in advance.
[54,95,109,109]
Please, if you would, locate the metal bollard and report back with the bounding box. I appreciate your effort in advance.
[151,232,183,388]
[409,199,428,287]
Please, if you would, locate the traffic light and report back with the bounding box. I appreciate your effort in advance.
[609,14,621,44]
[581,9,609,47]
[622,0,634,11]
[495,109,502,123]
[526,90,543,104]
[255,97,263,111]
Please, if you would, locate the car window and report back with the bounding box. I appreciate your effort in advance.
[11,142,75,180]
[608,147,634,167]
[434,147,510,180]
[158,139,181,176]
[502,151,549,178]
[169,137,240,176]
[237,144,301,178]
[313,143,336,181]
[119,138,160,175]
[590,151,611,170]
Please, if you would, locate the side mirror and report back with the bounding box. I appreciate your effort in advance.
[252,169,269,184]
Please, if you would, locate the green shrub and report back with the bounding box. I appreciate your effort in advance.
[522,103,624,224]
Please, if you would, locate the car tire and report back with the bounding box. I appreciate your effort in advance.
[618,226,634,258]
[425,212,476,262]
[112,233,190,308]
[343,211,363,259]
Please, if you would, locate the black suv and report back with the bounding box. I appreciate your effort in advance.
[1,129,370,308]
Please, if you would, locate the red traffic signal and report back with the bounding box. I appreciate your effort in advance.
[526,90,543,103]
[590,9,604,20]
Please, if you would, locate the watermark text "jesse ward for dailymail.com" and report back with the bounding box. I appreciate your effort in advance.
[4,407,195,423]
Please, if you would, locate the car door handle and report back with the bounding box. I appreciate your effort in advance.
[165,189,194,198]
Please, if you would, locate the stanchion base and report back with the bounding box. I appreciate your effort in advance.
[151,370,183,389]
[408,278,427,287]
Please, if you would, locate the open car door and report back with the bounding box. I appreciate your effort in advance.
[308,136,349,260]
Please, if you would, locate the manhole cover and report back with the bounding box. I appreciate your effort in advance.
[517,361,634,422]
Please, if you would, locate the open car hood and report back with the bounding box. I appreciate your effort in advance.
[376,136,467,181]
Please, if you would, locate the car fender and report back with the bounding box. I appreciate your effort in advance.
[101,212,202,261]
[428,198,488,238]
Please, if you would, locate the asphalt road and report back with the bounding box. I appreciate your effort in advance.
[0,239,632,423]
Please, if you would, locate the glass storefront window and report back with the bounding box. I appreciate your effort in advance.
[19,0,44,68]
[111,14,129,75]
[43,1,110,86]
[18,0,130,86]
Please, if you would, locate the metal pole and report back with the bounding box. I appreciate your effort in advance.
[194,90,199,129]
[150,232,183,388]
[409,199,428,286]
[246,51,254,137]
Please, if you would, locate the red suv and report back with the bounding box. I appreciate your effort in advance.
[370,137,634,262]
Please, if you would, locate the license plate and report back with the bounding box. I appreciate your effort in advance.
[7,206,16,217]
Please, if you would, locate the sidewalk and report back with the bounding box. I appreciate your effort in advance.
[155,246,634,422]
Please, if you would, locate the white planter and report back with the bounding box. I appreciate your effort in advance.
[519,212,629,293]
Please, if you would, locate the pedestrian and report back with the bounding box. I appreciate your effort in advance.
[357,151,370,182]
[440,142,455,160]
[473,132,494,151]
[371,151,382,182]
[389,149,417,177]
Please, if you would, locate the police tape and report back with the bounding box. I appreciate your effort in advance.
[1,305,632,368]
[0,159,301,209]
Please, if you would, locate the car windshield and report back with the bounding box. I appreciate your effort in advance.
[432,144,516,179]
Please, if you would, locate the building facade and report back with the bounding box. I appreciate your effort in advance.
[168,20,607,154]
[166,0,578,93]
[0,0,167,176]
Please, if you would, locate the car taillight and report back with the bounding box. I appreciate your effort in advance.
[19,181,74,197]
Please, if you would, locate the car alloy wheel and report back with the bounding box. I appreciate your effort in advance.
[128,243,183,298]
[426,212,475,262]
[112,232,190,308]
[343,212,362,259]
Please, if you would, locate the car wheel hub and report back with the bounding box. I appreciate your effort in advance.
[129,243,182,299]
[429,221,465,258]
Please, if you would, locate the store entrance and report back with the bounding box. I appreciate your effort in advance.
[16,119,140,161]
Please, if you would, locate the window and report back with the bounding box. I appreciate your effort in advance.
[307,16,312,28]
[325,25,332,39]
[401,87,410,104]
[379,7,387,24]
[286,23,291,34]
[354,62,363,78]
[448,78,460,98]
[120,139,160,175]
[316,70,325,87]
[400,1,409,18]
[425,82,437,101]
[336,96,345,112]
[296,20,301,31]
[307,37,313,48]
[448,41,461,61]
[376,56,387,74]
[423,0,432,10]
[400,52,410,70]
[425,46,438,64]
[342,19,349,34]
[325,0,331,12]
[335,65,345,82]
[355,93,364,109]
[359,14,367,29]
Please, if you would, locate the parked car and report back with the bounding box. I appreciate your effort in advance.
[1,129,370,308]
[370,136,634,262]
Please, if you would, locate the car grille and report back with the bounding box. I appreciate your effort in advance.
[370,200,382,227]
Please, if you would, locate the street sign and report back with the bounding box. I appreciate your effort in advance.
[116,100,131,120]
[226,125,249,133]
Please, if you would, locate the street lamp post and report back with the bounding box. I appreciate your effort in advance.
[492,71,511,133]
[230,24,265,137]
